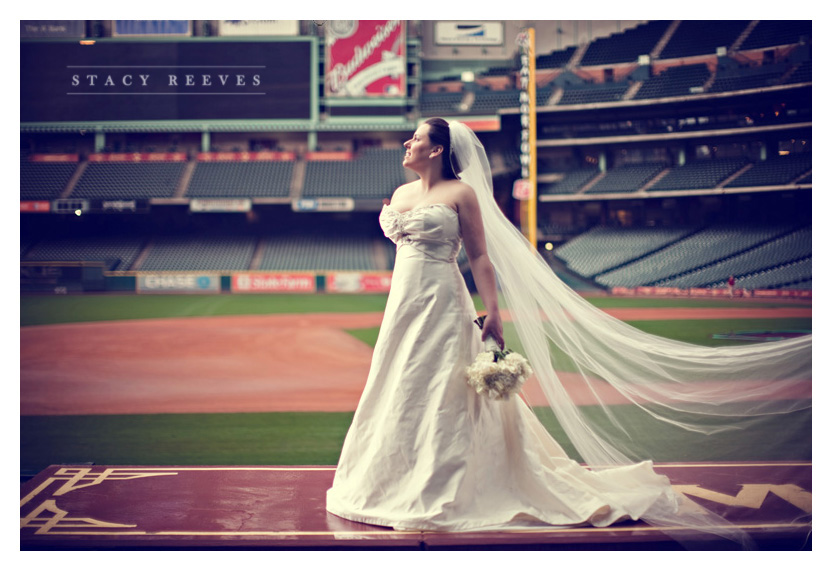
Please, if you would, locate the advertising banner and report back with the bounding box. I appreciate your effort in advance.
[197,151,296,162]
[100,198,150,212]
[189,199,252,213]
[611,287,635,296]
[751,289,781,298]
[326,272,393,293]
[21,40,312,122]
[20,201,52,213]
[325,20,406,97]
[29,154,79,163]
[21,262,104,293]
[218,20,299,36]
[232,273,316,293]
[87,152,188,162]
[137,274,220,293]
[292,198,355,212]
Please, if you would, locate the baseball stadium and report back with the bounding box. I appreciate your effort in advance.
[20,19,812,551]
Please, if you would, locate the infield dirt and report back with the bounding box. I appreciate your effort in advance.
[20,306,811,416]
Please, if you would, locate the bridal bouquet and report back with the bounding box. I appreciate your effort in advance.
[465,315,533,400]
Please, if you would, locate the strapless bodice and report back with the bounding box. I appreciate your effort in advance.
[379,203,462,263]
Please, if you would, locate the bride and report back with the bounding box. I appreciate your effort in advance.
[325,118,812,547]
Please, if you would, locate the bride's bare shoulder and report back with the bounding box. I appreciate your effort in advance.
[387,181,418,207]
[449,180,478,208]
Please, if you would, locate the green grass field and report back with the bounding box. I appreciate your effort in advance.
[20,293,812,474]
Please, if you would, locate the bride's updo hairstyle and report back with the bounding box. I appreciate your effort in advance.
[425,117,463,180]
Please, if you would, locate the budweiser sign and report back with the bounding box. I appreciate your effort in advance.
[325,20,406,97]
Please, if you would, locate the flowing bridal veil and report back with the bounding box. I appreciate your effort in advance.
[448,120,812,548]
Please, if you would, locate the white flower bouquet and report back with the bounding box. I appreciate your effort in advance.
[465,315,533,400]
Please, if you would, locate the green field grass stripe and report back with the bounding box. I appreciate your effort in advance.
[20,405,810,473]
[20,294,391,326]
[20,412,355,470]
[20,294,809,327]
[346,318,810,350]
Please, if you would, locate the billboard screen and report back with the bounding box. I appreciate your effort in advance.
[433,21,505,45]
[112,20,192,37]
[21,40,313,122]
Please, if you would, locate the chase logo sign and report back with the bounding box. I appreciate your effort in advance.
[137,275,220,293]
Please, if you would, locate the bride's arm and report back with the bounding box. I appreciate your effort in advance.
[456,184,504,349]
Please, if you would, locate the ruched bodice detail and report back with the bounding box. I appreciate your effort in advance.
[380,203,462,263]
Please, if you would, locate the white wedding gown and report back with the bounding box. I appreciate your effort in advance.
[325,203,679,532]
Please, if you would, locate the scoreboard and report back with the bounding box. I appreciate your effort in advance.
[21,39,314,122]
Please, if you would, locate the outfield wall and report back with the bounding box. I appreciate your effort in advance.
[21,265,809,299]
[21,267,394,295]
[611,286,812,299]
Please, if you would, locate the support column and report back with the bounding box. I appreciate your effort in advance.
[94,131,106,152]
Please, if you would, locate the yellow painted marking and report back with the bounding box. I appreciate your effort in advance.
[674,484,812,513]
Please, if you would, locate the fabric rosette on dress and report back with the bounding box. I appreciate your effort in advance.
[465,315,533,400]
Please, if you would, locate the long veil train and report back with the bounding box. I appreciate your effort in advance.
[448,120,812,548]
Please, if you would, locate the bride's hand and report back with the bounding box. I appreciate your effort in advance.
[481,313,504,350]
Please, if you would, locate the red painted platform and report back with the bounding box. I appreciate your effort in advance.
[20,462,811,550]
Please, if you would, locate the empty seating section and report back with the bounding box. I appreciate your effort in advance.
[725,154,811,188]
[469,89,523,114]
[535,46,578,69]
[464,85,557,112]
[482,66,513,77]
[537,47,576,69]
[384,241,397,270]
[709,63,788,93]
[302,149,406,198]
[659,20,750,59]
[21,161,78,200]
[732,258,812,290]
[536,85,556,105]
[556,225,693,277]
[633,64,711,99]
[417,21,810,109]
[72,162,186,199]
[739,20,811,50]
[139,236,257,271]
[22,236,145,271]
[186,161,294,197]
[649,158,748,191]
[557,83,629,105]
[539,167,599,195]
[656,227,811,288]
[258,235,377,271]
[420,91,465,115]
[584,163,666,194]
[595,224,792,287]
[787,60,812,84]
[580,21,670,66]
